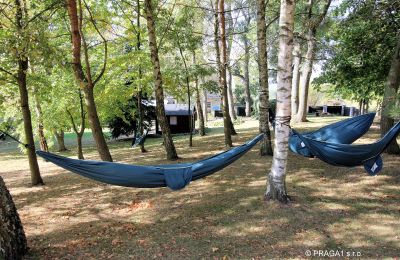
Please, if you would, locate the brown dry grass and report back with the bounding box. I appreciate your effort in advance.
[1,117,400,259]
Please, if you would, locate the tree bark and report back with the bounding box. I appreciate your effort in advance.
[76,134,84,159]
[381,33,400,154]
[15,0,43,186]
[257,0,273,156]
[0,176,28,260]
[217,0,233,147]
[265,0,295,203]
[193,53,205,136]
[67,90,86,160]
[226,6,237,121]
[243,36,252,117]
[136,0,147,153]
[144,0,178,160]
[202,88,208,123]
[32,86,49,152]
[66,0,112,162]
[227,68,237,120]
[54,130,68,152]
[295,27,314,122]
[291,39,301,116]
[294,0,331,123]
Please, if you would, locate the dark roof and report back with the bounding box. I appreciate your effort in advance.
[165,104,195,116]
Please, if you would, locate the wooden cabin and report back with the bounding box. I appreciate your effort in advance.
[155,104,196,134]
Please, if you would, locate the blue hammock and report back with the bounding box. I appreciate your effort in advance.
[293,121,400,175]
[36,134,263,190]
[289,113,376,157]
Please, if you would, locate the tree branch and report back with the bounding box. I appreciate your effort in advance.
[83,0,107,86]
[27,0,61,24]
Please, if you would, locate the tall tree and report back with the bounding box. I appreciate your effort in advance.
[257,0,273,156]
[241,8,252,117]
[135,0,147,153]
[265,0,295,203]
[193,53,206,136]
[381,33,400,154]
[294,0,331,122]
[217,0,233,147]
[144,0,178,160]
[11,0,44,185]
[226,4,237,120]
[66,0,113,161]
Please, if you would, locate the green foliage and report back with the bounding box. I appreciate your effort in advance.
[315,0,399,102]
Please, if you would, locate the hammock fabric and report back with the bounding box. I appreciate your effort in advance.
[36,134,263,190]
[289,113,376,157]
[293,121,400,175]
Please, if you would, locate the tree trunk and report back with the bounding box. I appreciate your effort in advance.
[54,130,68,152]
[77,134,84,159]
[32,87,49,152]
[227,68,237,120]
[15,0,43,186]
[291,39,301,116]
[294,28,315,123]
[193,53,205,136]
[265,0,295,203]
[0,176,28,260]
[226,6,237,121]
[243,36,252,117]
[217,0,233,147]
[66,0,112,162]
[144,0,178,160]
[381,33,400,154]
[83,87,112,161]
[136,0,147,153]
[67,90,86,159]
[257,0,273,156]
[203,88,208,123]
[294,0,331,123]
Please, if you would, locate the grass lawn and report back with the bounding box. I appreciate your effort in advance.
[1,117,399,259]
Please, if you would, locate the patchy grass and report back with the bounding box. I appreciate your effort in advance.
[1,117,399,259]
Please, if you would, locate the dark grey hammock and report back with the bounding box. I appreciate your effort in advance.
[293,120,400,175]
[36,134,263,190]
[289,113,376,158]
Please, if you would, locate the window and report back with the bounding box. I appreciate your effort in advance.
[170,116,177,125]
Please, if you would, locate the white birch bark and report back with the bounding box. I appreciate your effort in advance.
[265,0,295,203]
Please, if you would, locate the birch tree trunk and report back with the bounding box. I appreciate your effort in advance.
[215,0,233,147]
[265,0,295,203]
[226,5,237,120]
[66,0,112,162]
[291,39,301,116]
[15,0,43,186]
[257,0,273,156]
[144,0,178,160]
[243,36,252,117]
[381,33,400,154]
[0,176,28,260]
[193,53,206,136]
